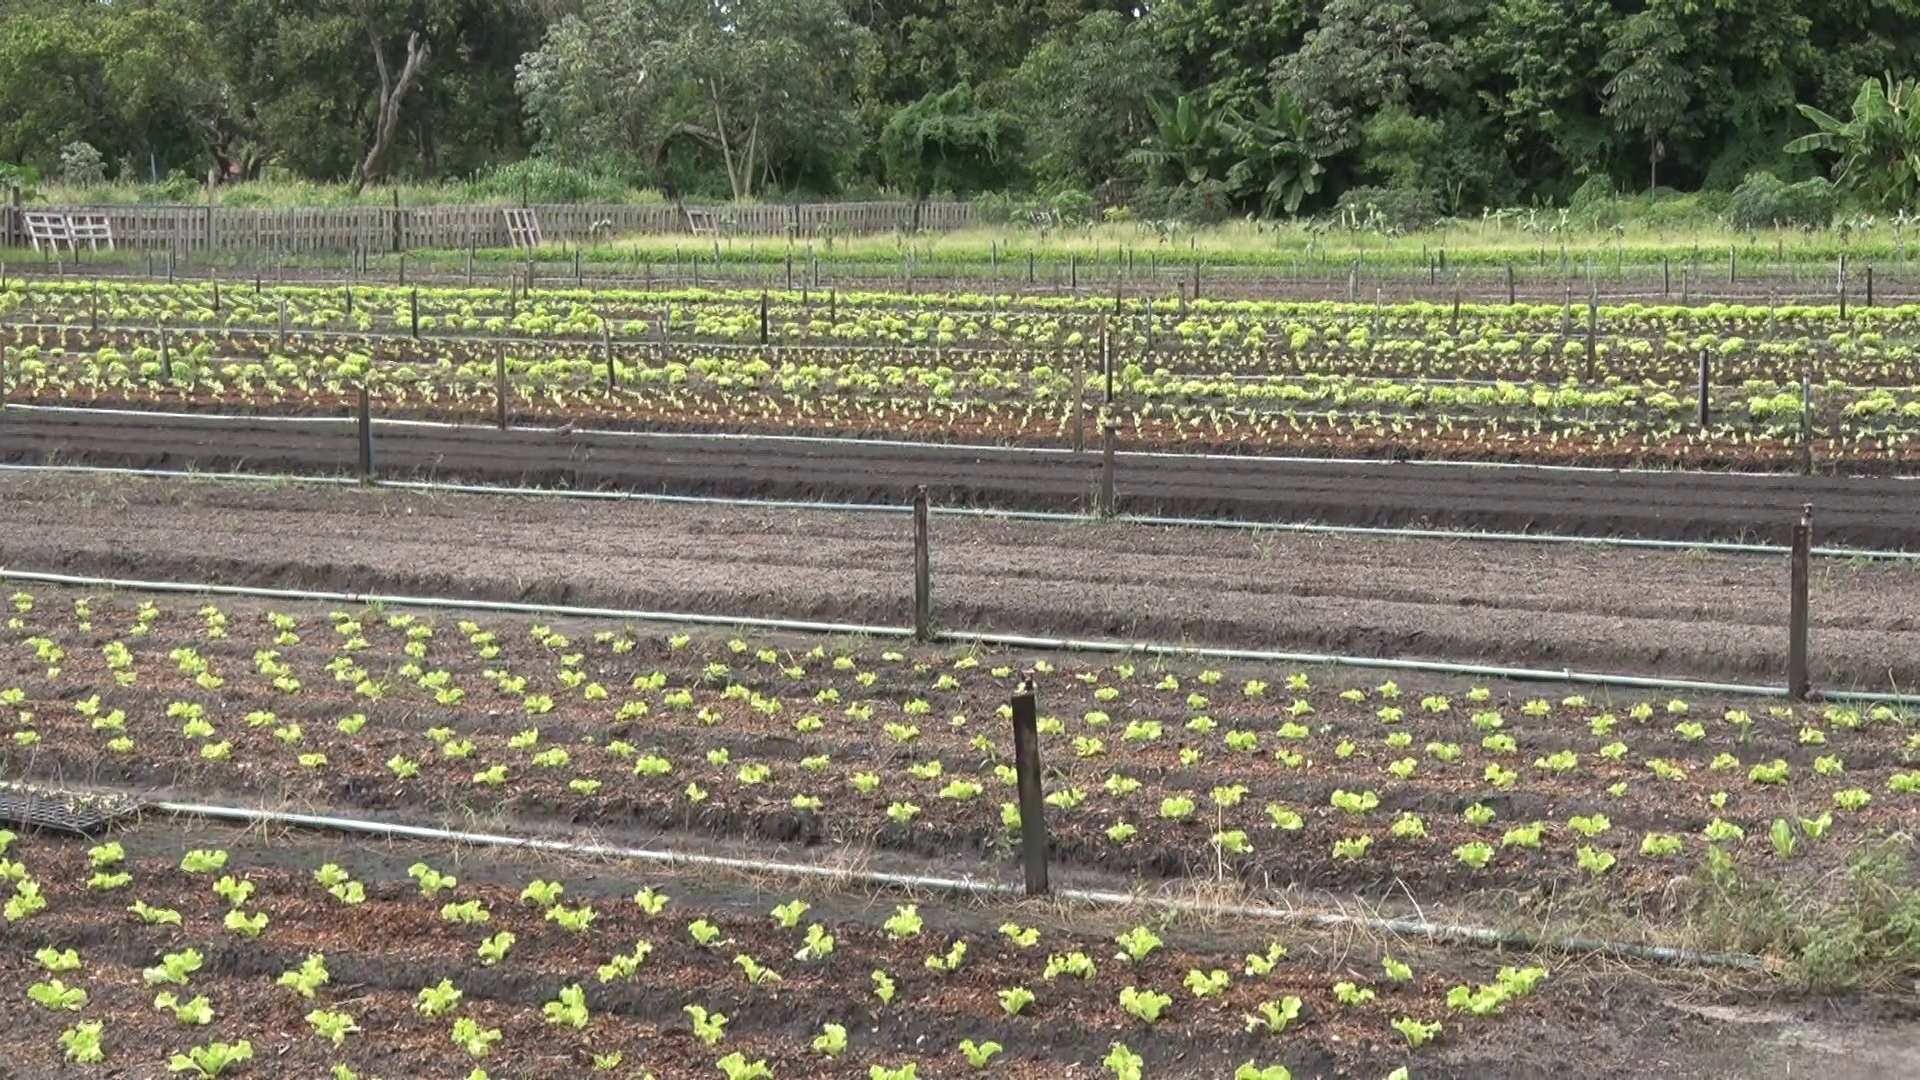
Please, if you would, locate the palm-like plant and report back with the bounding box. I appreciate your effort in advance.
[1220,91,1325,216]
[1130,94,1234,189]
[1786,76,1920,209]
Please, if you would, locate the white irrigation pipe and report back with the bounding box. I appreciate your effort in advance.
[0,566,1911,705]
[4,460,1916,563]
[150,799,1768,971]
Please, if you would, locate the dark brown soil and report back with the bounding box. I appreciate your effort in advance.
[3,821,1912,1080]
[8,405,1920,546]
[1,472,1917,689]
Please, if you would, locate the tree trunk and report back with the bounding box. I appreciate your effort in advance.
[351,17,430,195]
[709,81,743,200]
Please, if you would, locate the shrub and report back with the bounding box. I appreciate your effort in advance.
[1727,171,1837,230]
[1332,185,1438,231]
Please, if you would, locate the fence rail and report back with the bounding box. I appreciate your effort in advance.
[0,200,976,255]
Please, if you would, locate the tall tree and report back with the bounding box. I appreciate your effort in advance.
[1601,9,1691,192]
[519,0,876,197]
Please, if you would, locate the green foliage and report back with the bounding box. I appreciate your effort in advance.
[880,86,1023,197]
[1787,76,1920,209]
[1728,171,1839,230]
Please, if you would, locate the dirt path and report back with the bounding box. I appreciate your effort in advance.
[4,473,1917,689]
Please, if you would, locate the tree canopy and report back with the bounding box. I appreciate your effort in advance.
[3,0,1920,216]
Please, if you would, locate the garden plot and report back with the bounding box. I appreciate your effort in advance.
[0,588,1912,941]
[10,281,1920,469]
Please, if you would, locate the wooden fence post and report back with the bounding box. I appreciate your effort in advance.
[356,384,374,484]
[1010,683,1048,897]
[1788,505,1812,701]
[494,343,509,431]
[1098,425,1116,518]
[912,485,931,642]
[1696,350,1710,430]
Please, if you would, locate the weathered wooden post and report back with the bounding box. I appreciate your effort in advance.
[912,485,931,642]
[1788,504,1812,701]
[494,342,509,431]
[1098,425,1116,518]
[1010,683,1048,896]
[356,384,374,484]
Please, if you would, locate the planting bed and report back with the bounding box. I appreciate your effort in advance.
[5,409,1919,548]
[10,281,1920,473]
[0,589,1915,1078]
[0,817,1848,1080]
[0,585,1913,922]
[4,474,1920,688]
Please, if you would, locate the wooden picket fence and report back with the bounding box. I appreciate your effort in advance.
[0,199,976,255]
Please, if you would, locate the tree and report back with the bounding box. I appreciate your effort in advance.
[1002,10,1172,191]
[1271,0,1452,158]
[353,16,431,192]
[879,85,1023,196]
[189,0,537,183]
[519,0,875,197]
[1786,75,1920,210]
[1220,90,1323,215]
[1601,9,1691,192]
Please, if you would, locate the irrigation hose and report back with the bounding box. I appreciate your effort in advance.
[1,566,1910,704]
[151,799,1768,972]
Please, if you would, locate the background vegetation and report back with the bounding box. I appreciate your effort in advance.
[4,0,1920,230]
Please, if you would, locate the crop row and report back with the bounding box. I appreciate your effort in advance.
[12,282,1920,378]
[4,589,1914,910]
[0,823,1519,1079]
[7,335,1910,471]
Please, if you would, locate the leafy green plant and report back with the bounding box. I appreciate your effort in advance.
[35,946,81,972]
[451,1016,502,1058]
[872,969,898,1004]
[1244,995,1303,1033]
[144,948,203,985]
[813,1022,847,1057]
[477,931,515,965]
[59,1019,104,1063]
[30,978,88,1010]
[884,904,923,939]
[167,1039,252,1077]
[155,991,215,1025]
[277,954,330,998]
[999,985,1036,1015]
[1119,985,1172,1024]
[417,979,463,1017]
[543,984,590,1029]
[1184,968,1231,998]
[960,1039,1003,1068]
[686,1003,729,1046]
[1392,1016,1443,1047]
[307,1009,359,1047]
[1333,981,1375,1005]
[715,1053,773,1080]
[1116,926,1164,961]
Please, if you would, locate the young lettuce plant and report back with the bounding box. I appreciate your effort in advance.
[959,1039,1003,1068]
[1244,995,1303,1033]
[168,1040,252,1078]
[812,1022,847,1058]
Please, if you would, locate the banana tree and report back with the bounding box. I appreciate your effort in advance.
[1221,91,1324,216]
[1786,76,1920,210]
[1131,93,1234,188]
